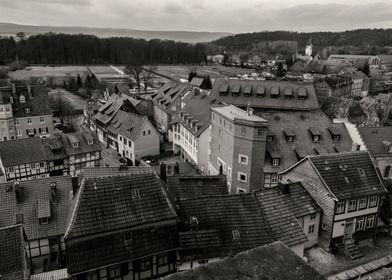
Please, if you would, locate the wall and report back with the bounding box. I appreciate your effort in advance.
[134,121,160,160]
[15,115,54,139]
[290,243,305,258]
[153,105,168,132]
[375,156,392,178]
[298,212,321,248]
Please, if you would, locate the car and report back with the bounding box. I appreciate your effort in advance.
[119,157,127,164]
[142,155,156,164]
[119,157,133,166]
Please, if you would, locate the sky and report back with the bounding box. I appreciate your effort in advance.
[0,0,392,33]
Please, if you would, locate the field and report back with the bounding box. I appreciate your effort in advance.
[9,66,89,85]
[153,65,256,81]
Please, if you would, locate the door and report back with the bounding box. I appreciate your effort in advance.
[344,220,354,242]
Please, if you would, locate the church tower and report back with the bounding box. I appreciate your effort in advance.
[305,38,312,56]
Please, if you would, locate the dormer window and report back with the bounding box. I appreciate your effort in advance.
[256,86,265,98]
[268,149,281,167]
[272,158,280,167]
[270,86,280,98]
[88,139,93,145]
[243,85,252,96]
[328,126,341,142]
[308,127,321,142]
[231,85,241,96]
[72,141,79,148]
[383,141,392,153]
[298,87,308,100]
[219,84,229,96]
[284,87,293,99]
[131,188,140,198]
[266,133,274,142]
[39,217,50,225]
[283,128,295,142]
[232,228,240,240]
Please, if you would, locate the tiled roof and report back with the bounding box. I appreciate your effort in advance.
[210,79,319,110]
[153,81,191,111]
[30,269,68,280]
[79,166,157,180]
[255,185,313,247]
[179,229,221,249]
[65,173,177,239]
[255,110,353,174]
[176,194,274,259]
[0,137,46,167]
[0,224,28,280]
[41,137,67,161]
[61,131,101,156]
[309,151,387,200]
[358,127,392,155]
[190,77,204,87]
[166,175,228,201]
[162,241,325,280]
[107,110,148,141]
[0,176,73,240]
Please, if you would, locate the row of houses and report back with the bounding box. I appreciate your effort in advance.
[0,149,386,279]
[0,131,102,181]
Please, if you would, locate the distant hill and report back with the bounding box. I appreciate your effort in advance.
[213,29,392,53]
[0,22,231,43]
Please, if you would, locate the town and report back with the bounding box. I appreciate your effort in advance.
[1,5,392,280]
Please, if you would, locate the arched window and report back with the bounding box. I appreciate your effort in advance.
[384,166,391,178]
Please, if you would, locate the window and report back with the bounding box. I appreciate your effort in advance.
[128,140,132,148]
[358,197,368,210]
[257,128,264,137]
[218,129,222,136]
[237,172,247,182]
[333,135,341,141]
[6,106,10,112]
[39,217,50,225]
[72,141,79,148]
[0,107,3,112]
[25,108,30,113]
[86,271,98,280]
[227,167,232,178]
[356,217,364,231]
[232,228,240,240]
[310,213,316,220]
[237,187,246,193]
[286,136,294,142]
[131,188,140,198]
[308,224,315,234]
[143,131,146,136]
[109,265,122,278]
[16,214,24,224]
[384,166,391,178]
[322,223,328,230]
[366,215,375,229]
[241,127,246,136]
[266,135,274,142]
[148,130,151,135]
[39,117,45,123]
[313,135,320,142]
[158,254,168,266]
[217,157,226,172]
[336,201,345,214]
[119,136,122,141]
[8,166,14,173]
[39,162,44,168]
[15,120,20,126]
[124,231,132,244]
[272,158,280,167]
[369,196,378,208]
[348,199,357,212]
[140,257,151,271]
[27,118,32,124]
[238,154,248,165]
[271,173,278,183]
[87,139,93,145]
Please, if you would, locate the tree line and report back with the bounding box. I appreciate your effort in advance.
[0,33,207,65]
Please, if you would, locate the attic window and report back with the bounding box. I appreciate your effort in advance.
[231,85,241,96]
[131,188,140,198]
[284,87,293,98]
[298,87,308,100]
[266,132,274,142]
[272,158,280,167]
[283,128,295,142]
[308,127,321,142]
[87,139,93,145]
[256,86,265,98]
[219,84,229,96]
[124,231,133,244]
[16,214,24,224]
[72,141,79,148]
[243,85,252,96]
[270,86,280,98]
[232,228,240,240]
[39,217,50,225]
[328,127,341,141]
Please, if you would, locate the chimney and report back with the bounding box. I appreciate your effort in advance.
[219,164,223,175]
[50,182,57,202]
[246,102,253,116]
[278,182,290,195]
[160,162,167,182]
[14,182,24,203]
[174,162,180,175]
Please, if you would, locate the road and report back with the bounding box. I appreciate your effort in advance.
[48,88,86,112]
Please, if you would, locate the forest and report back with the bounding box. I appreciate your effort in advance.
[0,33,207,65]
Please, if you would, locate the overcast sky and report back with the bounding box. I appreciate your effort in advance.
[1,0,392,33]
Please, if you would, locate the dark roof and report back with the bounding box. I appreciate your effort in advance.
[358,127,392,155]
[0,224,28,280]
[255,110,353,174]
[107,110,150,141]
[65,173,177,239]
[179,229,221,249]
[41,137,67,161]
[0,177,73,240]
[153,81,191,111]
[176,194,274,259]
[162,241,325,280]
[255,184,316,247]
[309,151,386,199]
[190,77,204,87]
[61,131,101,156]
[166,175,228,201]
[210,79,319,110]
[0,137,46,166]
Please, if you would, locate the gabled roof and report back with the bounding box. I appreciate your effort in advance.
[61,131,101,156]
[210,79,319,110]
[0,137,46,167]
[176,194,274,259]
[309,151,387,199]
[107,110,150,141]
[190,77,204,87]
[0,224,28,280]
[166,175,228,201]
[358,127,392,155]
[153,81,191,111]
[256,110,353,174]
[162,241,325,280]
[0,177,73,240]
[65,173,177,239]
[255,183,318,247]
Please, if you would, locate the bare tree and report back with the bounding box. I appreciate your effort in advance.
[125,65,143,94]
[141,66,157,94]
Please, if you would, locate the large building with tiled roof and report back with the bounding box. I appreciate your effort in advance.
[0,224,30,280]
[166,174,228,201]
[0,84,54,141]
[0,176,74,272]
[65,173,178,279]
[280,151,387,255]
[152,81,192,136]
[358,126,392,179]
[327,54,380,69]
[163,242,325,280]
[0,131,101,181]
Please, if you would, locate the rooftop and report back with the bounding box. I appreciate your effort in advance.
[106,110,149,141]
[166,174,228,201]
[212,104,267,122]
[30,269,68,280]
[162,241,325,280]
[152,81,191,111]
[210,79,320,111]
[0,224,28,280]
[358,126,392,155]
[61,131,101,156]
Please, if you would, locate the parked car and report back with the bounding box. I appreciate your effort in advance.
[142,155,156,165]
[119,157,133,166]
